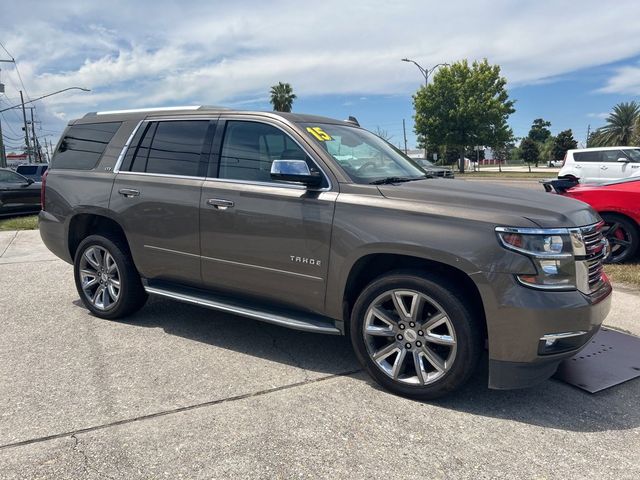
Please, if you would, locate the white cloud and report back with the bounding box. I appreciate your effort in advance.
[1,0,640,139]
[599,63,640,95]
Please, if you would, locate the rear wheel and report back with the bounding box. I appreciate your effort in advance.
[74,235,147,319]
[350,271,483,400]
[601,213,639,263]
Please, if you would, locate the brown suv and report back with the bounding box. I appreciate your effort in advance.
[39,106,612,398]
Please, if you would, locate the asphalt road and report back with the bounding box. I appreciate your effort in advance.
[1,231,639,479]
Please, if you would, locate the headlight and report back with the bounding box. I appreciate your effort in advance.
[496,227,576,290]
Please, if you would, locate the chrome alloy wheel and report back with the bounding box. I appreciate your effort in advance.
[363,289,457,385]
[79,246,121,311]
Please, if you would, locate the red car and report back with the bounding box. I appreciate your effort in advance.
[543,177,640,263]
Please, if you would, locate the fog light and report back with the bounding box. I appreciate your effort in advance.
[538,331,588,355]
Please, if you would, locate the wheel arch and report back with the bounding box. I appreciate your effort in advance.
[68,212,130,261]
[340,252,487,340]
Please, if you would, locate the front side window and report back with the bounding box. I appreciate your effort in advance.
[0,170,27,184]
[300,123,425,184]
[129,120,210,177]
[219,121,319,184]
[623,149,640,162]
[53,122,122,170]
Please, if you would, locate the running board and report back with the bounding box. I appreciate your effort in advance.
[144,284,341,335]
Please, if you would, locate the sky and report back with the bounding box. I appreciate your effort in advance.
[1,0,640,155]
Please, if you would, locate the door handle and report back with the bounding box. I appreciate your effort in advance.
[601,166,608,170]
[207,198,234,210]
[118,188,140,198]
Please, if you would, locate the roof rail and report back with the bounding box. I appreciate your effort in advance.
[89,106,202,116]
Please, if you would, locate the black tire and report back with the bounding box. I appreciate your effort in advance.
[601,213,639,264]
[73,234,147,319]
[350,270,483,400]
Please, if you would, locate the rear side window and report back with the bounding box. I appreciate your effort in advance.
[16,166,37,175]
[53,122,122,170]
[128,120,210,177]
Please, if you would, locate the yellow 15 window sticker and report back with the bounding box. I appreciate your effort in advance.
[306,127,332,141]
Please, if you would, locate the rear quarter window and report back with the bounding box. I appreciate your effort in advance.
[16,166,37,175]
[52,122,122,170]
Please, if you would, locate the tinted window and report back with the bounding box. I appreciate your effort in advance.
[16,166,37,175]
[574,150,624,163]
[129,121,209,177]
[0,170,27,184]
[53,122,121,170]
[219,121,311,183]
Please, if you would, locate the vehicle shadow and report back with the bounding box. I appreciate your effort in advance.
[91,296,640,434]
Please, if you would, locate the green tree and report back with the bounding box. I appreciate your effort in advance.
[520,137,539,172]
[594,101,640,146]
[413,59,515,173]
[539,136,555,166]
[551,129,578,161]
[527,118,552,143]
[269,82,296,112]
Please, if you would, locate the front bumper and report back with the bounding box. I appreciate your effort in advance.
[471,272,612,390]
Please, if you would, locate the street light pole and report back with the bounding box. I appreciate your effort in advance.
[0,87,91,113]
[401,59,449,160]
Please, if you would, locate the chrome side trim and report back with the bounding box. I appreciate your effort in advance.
[202,254,324,281]
[118,171,206,181]
[143,245,324,281]
[144,245,199,258]
[144,286,340,335]
[540,331,587,341]
[203,177,307,190]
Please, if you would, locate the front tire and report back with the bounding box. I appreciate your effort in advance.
[74,235,147,319]
[601,213,639,263]
[350,271,483,400]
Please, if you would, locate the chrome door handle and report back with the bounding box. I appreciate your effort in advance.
[207,198,234,210]
[118,188,140,198]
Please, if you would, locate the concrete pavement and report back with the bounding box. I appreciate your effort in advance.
[0,230,639,479]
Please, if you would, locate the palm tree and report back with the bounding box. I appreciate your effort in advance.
[269,82,296,112]
[595,101,640,146]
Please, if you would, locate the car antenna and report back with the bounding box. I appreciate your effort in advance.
[345,116,360,127]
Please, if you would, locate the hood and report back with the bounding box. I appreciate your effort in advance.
[378,179,600,228]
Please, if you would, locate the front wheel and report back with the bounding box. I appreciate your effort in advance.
[601,213,639,263]
[350,271,483,400]
[74,235,147,319]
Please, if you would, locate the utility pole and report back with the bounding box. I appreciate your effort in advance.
[402,119,408,153]
[0,118,6,167]
[30,108,39,163]
[19,90,32,163]
[48,139,54,163]
[586,124,591,147]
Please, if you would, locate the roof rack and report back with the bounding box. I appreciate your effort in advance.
[85,105,233,117]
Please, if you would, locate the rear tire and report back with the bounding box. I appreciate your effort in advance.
[601,213,639,263]
[74,235,147,319]
[350,270,483,400]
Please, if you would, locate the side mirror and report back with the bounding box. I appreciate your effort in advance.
[270,160,322,187]
[26,178,34,185]
[617,157,630,163]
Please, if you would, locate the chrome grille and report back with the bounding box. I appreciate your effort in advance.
[581,223,606,292]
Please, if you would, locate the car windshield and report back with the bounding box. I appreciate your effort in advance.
[301,123,427,184]
[624,148,640,162]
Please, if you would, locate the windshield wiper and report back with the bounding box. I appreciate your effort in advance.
[369,175,430,185]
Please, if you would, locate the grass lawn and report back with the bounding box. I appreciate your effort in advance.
[605,263,640,289]
[0,214,39,231]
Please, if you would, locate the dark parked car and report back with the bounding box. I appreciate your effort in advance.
[40,106,611,399]
[16,164,49,181]
[0,168,41,217]
[414,158,454,178]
